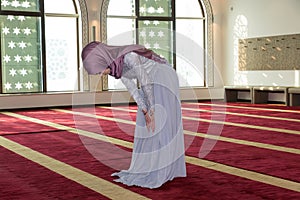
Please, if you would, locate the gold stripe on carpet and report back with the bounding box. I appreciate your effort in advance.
[181,107,300,123]
[183,116,300,136]
[0,136,149,200]
[98,106,300,155]
[2,111,133,149]
[99,106,300,135]
[186,102,300,114]
[184,130,300,155]
[99,105,300,123]
[2,111,300,193]
[186,156,300,193]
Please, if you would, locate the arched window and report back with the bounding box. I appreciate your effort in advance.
[0,0,87,93]
[101,0,213,90]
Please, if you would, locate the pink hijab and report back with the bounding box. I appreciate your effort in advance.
[82,42,167,79]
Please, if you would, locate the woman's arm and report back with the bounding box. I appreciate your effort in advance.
[125,52,154,111]
[121,76,147,112]
[122,52,155,132]
[121,75,155,132]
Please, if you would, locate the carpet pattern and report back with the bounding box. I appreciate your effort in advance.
[0,101,300,199]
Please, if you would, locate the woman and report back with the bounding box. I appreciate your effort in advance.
[81,42,186,189]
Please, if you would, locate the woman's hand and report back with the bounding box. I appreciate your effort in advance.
[143,109,155,133]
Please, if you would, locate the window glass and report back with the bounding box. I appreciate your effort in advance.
[138,20,173,64]
[176,19,204,87]
[1,15,42,93]
[45,17,78,91]
[175,0,203,18]
[107,0,135,16]
[106,0,206,89]
[107,18,136,45]
[108,78,127,91]
[107,18,136,90]
[44,0,76,14]
[0,0,80,94]
[107,0,136,90]
[176,56,205,87]
[139,0,172,17]
[1,0,40,12]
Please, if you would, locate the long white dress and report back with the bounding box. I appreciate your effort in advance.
[111,52,186,189]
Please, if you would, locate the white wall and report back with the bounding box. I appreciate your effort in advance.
[221,0,300,86]
[210,0,226,88]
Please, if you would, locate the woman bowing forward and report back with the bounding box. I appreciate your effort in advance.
[82,42,186,189]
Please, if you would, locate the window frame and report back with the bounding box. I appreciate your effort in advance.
[0,0,44,93]
[136,0,176,70]
[0,0,88,94]
[44,0,81,92]
[101,0,214,90]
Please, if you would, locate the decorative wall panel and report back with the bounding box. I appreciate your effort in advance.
[239,34,300,71]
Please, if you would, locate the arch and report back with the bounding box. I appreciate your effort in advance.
[76,0,89,90]
[44,0,89,91]
[0,0,89,93]
[77,0,89,46]
[199,0,214,86]
[100,0,214,87]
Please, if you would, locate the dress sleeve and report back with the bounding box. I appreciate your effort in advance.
[121,52,154,112]
[121,76,147,111]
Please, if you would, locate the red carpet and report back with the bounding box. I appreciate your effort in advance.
[0,101,300,199]
[0,113,57,135]
[0,145,107,200]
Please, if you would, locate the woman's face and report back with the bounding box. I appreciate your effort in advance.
[101,67,111,75]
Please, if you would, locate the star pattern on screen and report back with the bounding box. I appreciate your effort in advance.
[137,0,172,62]
[1,0,40,93]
